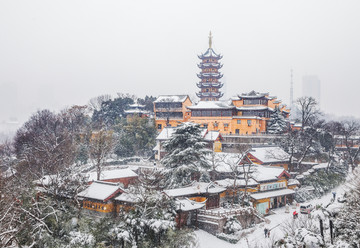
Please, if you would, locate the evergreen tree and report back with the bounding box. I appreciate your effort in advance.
[114,116,157,158]
[138,95,157,113]
[92,96,134,127]
[161,122,211,188]
[267,106,288,134]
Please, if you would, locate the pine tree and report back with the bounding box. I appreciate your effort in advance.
[267,106,288,134]
[161,122,211,188]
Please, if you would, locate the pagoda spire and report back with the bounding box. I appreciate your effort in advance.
[209,31,213,48]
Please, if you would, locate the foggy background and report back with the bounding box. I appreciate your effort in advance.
[1,0,360,133]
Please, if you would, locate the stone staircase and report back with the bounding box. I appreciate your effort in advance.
[196,207,264,234]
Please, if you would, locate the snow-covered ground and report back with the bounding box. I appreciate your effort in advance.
[195,185,346,248]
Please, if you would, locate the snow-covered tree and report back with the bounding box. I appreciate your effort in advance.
[109,185,196,247]
[216,144,252,206]
[223,216,242,234]
[267,106,288,134]
[89,128,114,180]
[278,122,333,172]
[338,120,360,171]
[161,122,211,188]
[296,96,321,129]
[277,213,326,248]
[91,94,134,127]
[334,170,360,246]
[14,107,89,178]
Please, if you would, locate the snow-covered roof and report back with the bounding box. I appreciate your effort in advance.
[334,135,360,139]
[114,192,139,203]
[199,47,222,58]
[250,188,295,200]
[187,101,234,110]
[77,181,123,201]
[237,106,274,111]
[251,165,288,182]
[129,103,145,108]
[156,127,176,140]
[154,95,189,103]
[312,163,328,170]
[206,152,244,173]
[237,91,269,99]
[34,174,61,186]
[164,182,226,197]
[204,131,221,141]
[156,126,219,142]
[248,146,291,164]
[86,168,138,182]
[198,72,222,77]
[198,62,221,67]
[287,179,300,186]
[295,174,304,180]
[175,198,206,211]
[124,109,149,114]
[215,178,258,188]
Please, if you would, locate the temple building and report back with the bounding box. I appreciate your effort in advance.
[196,32,224,101]
[153,33,290,134]
[154,91,290,134]
[153,95,192,130]
[124,103,150,118]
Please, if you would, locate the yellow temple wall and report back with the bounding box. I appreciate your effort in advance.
[82,200,115,213]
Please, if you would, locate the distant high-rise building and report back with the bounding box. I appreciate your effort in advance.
[302,75,321,106]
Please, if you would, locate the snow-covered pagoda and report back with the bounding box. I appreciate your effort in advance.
[197,32,224,101]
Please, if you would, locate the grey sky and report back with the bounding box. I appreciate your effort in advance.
[1,0,360,124]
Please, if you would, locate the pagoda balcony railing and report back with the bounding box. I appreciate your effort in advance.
[197,82,223,88]
[155,117,183,120]
[197,63,223,69]
[196,92,224,97]
[197,73,223,79]
[196,92,209,97]
[155,107,183,112]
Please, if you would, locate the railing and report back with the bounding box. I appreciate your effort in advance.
[223,133,285,138]
[198,207,255,217]
[155,108,183,112]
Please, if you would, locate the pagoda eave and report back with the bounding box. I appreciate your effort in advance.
[198,54,223,60]
[197,82,224,88]
[197,63,223,69]
[197,73,223,79]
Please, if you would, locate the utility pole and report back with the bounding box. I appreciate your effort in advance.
[290,69,294,111]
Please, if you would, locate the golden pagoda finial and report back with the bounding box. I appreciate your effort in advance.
[209,31,213,48]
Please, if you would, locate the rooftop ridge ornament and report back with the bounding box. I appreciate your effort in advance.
[209,31,213,48]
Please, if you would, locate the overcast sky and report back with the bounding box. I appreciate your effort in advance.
[1,0,360,124]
